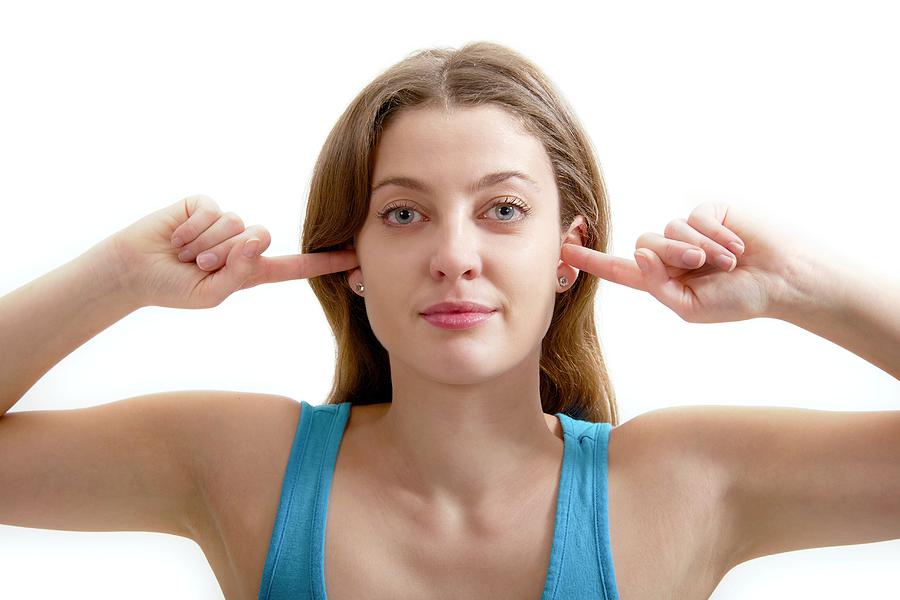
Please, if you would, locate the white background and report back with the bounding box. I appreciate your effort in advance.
[1,0,898,598]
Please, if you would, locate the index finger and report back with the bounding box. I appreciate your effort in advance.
[560,243,646,291]
[253,249,360,285]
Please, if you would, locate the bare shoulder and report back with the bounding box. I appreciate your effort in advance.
[188,391,301,519]
[181,391,304,598]
[612,402,900,584]
[605,407,744,597]
[637,404,900,568]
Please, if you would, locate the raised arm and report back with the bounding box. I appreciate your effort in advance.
[0,195,358,540]
[560,201,900,578]
[2,195,360,414]
[763,243,900,379]
[561,201,900,378]
[0,244,139,415]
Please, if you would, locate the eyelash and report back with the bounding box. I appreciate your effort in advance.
[375,196,533,227]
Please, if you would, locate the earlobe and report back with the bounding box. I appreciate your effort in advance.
[348,268,364,295]
[556,252,579,291]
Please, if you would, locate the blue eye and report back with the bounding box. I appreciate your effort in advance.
[376,197,533,227]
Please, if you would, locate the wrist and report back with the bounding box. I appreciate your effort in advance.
[763,245,847,327]
[80,236,146,313]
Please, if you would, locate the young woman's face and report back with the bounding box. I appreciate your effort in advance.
[353,104,584,383]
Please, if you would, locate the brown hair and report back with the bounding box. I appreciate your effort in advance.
[301,41,618,425]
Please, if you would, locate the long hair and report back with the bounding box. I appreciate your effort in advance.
[301,41,618,425]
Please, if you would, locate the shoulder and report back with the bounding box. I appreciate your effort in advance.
[607,407,743,581]
[610,405,726,466]
[187,392,302,527]
[610,406,737,521]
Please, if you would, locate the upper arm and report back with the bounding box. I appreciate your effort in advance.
[0,390,296,540]
[651,404,900,568]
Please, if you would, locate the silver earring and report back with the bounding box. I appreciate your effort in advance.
[355,282,365,293]
[558,275,568,287]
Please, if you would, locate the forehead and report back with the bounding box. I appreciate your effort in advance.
[371,105,552,190]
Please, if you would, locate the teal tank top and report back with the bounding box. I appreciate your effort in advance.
[258,401,620,599]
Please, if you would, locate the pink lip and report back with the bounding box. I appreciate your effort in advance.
[422,311,496,330]
[421,301,495,315]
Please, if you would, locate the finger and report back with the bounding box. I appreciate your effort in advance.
[634,231,709,270]
[662,219,737,272]
[633,248,696,315]
[189,225,273,272]
[633,248,670,289]
[170,195,222,248]
[248,249,360,286]
[176,212,246,265]
[560,244,647,291]
[686,202,746,256]
[197,235,267,302]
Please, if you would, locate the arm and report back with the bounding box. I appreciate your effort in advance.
[765,245,900,379]
[0,240,141,415]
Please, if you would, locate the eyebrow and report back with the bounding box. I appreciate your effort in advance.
[370,170,540,196]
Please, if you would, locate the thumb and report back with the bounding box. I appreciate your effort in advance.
[634,249,668,288]
[201,238,264,301]
[634,248,688,314]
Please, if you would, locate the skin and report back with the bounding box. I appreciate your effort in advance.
[343,104,588,520]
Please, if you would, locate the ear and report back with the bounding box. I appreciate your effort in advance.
[557,215,587,292]
[343,240,364,295]
[347,267,363,294]
[560,215,587,247]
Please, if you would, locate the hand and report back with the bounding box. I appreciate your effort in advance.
[560,202,812,324]
[90,194,359,309]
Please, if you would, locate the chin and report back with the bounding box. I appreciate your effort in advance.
[398,345,519,384]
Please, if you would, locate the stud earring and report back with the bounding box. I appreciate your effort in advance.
[354,282,365,293]
[558,275,568,287]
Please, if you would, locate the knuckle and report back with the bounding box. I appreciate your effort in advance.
[183,194,221,217]
[199,206,220,222]
[634,232,658,248]
[195,194,220,210]
[685,211,707,230]
[222,211,245,230]
[663,219,686,238]
[691,201,718,216]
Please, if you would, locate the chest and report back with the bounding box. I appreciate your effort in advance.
[195,410,728,600]
[322,470,557,600]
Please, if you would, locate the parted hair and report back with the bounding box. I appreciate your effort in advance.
[300,41,618,425]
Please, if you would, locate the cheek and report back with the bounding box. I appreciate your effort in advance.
[358,266,418,340]
[497,250,558,312]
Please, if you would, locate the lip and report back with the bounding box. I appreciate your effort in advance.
[421,301,495,315]
[422,311,496,330]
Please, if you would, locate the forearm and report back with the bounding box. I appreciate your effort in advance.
[767,248,900,379]
[0,243,142,415]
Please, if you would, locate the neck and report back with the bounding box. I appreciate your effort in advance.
[366,351,564,515]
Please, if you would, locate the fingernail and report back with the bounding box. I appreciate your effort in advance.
[634,250,651,274]
[242,238,261,258]
[197,252,217,269]
[171,236,184,248]
[714,254,735,271]
[727,241,744,255]
[683,249,703,266]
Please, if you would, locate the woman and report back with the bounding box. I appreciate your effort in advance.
[1,41,897,600]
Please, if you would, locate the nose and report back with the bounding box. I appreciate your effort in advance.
[428,214,485,283]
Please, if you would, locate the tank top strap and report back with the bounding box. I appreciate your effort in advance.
[547,412,620,600]
[258,401,350,600]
